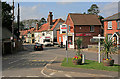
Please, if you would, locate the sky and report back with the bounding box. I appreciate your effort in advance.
[6,2,119,21]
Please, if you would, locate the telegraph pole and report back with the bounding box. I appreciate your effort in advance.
[17,3,20,39]
[11,0,14,41]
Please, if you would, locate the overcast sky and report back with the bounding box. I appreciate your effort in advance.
[6,2,119,21]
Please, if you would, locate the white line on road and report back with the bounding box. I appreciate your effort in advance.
[65,74,72,77]
[41,56,57,77]
[26,76,40,77]
[58,71,63,72]
[49,72,56,76]
[9,59,23,64]
[8,76,21,77]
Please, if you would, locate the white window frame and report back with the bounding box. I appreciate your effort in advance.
[59,37,61,42]
[117,20,120,29]
[108,21,112,29]
[90,25,94,32]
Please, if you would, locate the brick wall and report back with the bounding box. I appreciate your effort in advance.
[104,20,120,36]
[57,30,66,45]
[65,14,74,33]
[74,25,101,48]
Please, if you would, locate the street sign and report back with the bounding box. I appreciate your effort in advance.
[93,37,105,39]
[93,34,105,63]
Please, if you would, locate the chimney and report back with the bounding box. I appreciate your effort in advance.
[36,23,39,30]
[47,12,53,29]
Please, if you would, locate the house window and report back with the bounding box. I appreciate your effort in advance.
[62,31,66,33]
[62,25,66,27]
[69,25,70,32]
[117,20,120,29]
[59,37,61,42]
[90,25,94,32]
[108,34,112,41]
[32,34,34,37]
[42,33,45,36]
[108,21,112,29]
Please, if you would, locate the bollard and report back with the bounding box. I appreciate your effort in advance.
[82,54,85,63]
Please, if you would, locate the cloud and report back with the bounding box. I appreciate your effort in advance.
[14,4,44,21]
[99,2,118,18]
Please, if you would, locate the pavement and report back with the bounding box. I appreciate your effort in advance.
[44,57,119,77]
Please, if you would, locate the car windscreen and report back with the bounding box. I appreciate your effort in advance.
[44,39,50,42]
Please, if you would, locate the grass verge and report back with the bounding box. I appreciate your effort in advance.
[61,58,120,72]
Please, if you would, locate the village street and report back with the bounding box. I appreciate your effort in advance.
[2,44,118,77]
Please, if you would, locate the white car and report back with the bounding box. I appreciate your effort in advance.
[43,39,52,46]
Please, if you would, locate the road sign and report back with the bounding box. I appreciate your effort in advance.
[93,34,105,63]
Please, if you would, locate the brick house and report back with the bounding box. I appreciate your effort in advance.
[20,27,35,43]
[35,12,64,44]
[103,12,120,46]
[62,13,102,48]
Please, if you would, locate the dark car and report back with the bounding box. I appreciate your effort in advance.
[34,43,43,51]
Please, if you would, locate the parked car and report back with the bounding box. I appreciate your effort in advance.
[43,39,53,46]
[34,43,43,51]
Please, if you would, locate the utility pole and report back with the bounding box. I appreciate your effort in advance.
[11,0,14,41]
[17,3,20,39]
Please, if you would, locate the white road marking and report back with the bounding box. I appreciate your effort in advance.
[49,72,56,76]
[9,59,23,64]
[26,76,39,77]
[8,76,21,77]
[41,68,51,77]
[43,63,46,66]
[58,71,63,72]
[41,56,57,77]
[65,74,72,77]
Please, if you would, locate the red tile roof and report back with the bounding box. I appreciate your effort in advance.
[20,28,35,36]
[38,18,64,32]
[50,18,64,30]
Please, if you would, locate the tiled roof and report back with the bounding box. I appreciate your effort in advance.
[38,18,64,32]
[37,23,49,32]
[50,18,64,30]
[20,28,35,36]
[69,13,102,25]
[103,12,120,21]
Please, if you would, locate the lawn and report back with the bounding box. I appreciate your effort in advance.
[61,58,120,72]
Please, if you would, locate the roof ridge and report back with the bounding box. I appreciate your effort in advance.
[104,12,120,20]
[69,13,95,15]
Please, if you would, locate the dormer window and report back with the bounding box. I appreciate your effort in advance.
[108,21,112,29]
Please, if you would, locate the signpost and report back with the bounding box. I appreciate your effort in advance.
[93,34,105,63]
[66,25,68,63]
